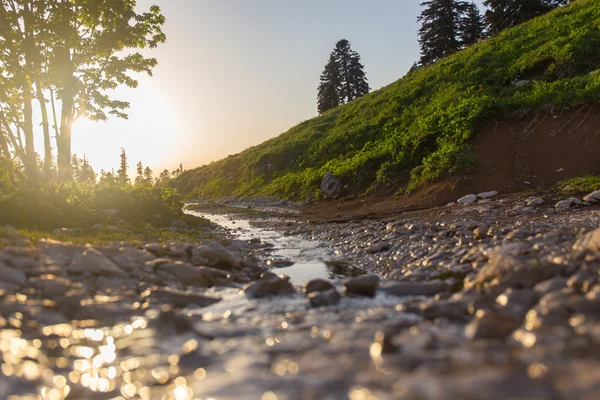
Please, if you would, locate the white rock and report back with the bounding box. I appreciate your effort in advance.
[457,194,478,204]
[556,168,564,173]
[68,248,128,277]
[526,197,544,206]
[477,191,498,199]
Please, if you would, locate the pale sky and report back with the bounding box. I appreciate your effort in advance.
[54,0,483,177]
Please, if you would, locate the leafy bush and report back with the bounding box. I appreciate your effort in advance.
[173,0,600,200]
[0,180,184,230]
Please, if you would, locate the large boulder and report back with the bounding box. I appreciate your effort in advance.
[320,172,342,197]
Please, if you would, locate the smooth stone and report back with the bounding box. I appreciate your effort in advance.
[156,262,211,286]
[303,279,334,294]
[191,244,241,270]
[343,275,380,297]
[477,191,498,199]
[366,241,390,253]
[243,275,296,298]
[457,194,478,204]
[308,288,341,307]
[526,197,544,206]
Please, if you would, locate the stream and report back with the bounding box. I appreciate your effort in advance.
[185,208,364,285]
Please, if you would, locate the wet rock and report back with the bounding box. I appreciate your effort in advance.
[526,196,544,206]
[145,287,221,308]
[156,261,211,286]
[473,224,489,240]
[567,271,597,293]
[583,190,600,203]
[555,197,581,209]
[465,243,561,291]
[457,194,477,204]
[534,277,568,296]
[28,275,71,297]
[465,310,521,339]
[343,275,380,297]
[308,288,341,307]
[243,274,296,298]
[0,261,27,286]
[478,191,498,199]
[573,227,600,253]
[191,243,241,270]
[320,171,342,197]
[495,288,536,318]
[0,281,18,296]
[386,269,406,280]
[366,241,390,253]
[110,247,155,270]
[303,279,334,294]
[379,281,447,297]
[68,248,127,277]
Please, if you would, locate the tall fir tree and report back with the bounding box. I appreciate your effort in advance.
[143,166,153,185]
[317,53,341,115]
[117,148,129,186]
[484,0,568,35]
[334,39,370,103]
[418,0,469,65]
[135,161,144,184]
[460,3,486,46]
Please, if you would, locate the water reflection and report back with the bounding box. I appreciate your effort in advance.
[0,313,200,400]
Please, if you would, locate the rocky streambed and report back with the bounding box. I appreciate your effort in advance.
[2,194,600,399]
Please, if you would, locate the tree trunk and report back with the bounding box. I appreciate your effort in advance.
[35,81,52,180]
[22,96,38,186]
[57,99,73,181]
[56,47,75,181]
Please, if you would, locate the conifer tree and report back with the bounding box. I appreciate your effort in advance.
[460,3,486,46]
[143,166,153,185]
[418,0,469,65]
[334,39,370,103]
[317,53,340,115]
[135,161,144,184]
[117,148,129,185]
[156,169,171,187]
[484,0,567,35]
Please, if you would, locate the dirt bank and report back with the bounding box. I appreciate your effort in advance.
[301,103,600,221]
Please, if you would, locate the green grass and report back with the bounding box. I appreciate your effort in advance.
[0,214,216,247]
[174,0,600,201]
[558,175,600,195]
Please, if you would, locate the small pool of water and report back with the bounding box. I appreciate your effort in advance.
[185,209,361,285]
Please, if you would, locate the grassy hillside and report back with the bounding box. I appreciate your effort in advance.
[175,0,600,200]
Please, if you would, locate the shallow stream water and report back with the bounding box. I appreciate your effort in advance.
[185,209,363,285]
